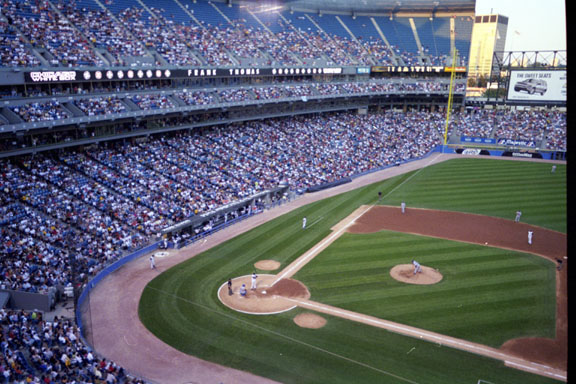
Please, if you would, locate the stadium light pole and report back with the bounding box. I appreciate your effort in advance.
[443,49,458,153]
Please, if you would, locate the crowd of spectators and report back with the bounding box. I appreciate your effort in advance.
[0,309,144,383]
[451,108,566,149]
[0,157,150,292]
[130,94,175,110]
[175,89,216,106]
[1,0,105,67]
[1,92,566,152]
[10,102,70,123]
[5,79,468,123]
[543,112,567,150]
[75,97,126,116]
[57,1,151,67]
[0,0,463,68]
[118,6,202,67]
[0,20,41,67]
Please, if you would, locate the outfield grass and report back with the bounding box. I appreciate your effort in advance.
[380,158,566,232]
[139,158,565,383]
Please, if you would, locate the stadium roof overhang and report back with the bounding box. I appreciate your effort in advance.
[233,0,476,16]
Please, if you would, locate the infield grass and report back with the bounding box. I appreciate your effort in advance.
[139,158,565,383]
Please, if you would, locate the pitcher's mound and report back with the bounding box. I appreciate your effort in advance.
[390,264,443,285]
[254,260,281,271]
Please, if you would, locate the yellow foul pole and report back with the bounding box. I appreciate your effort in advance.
[443,49,458,146]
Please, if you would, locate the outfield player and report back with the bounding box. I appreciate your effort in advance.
[515,210,522,223]
[302,217,307,229]
[401,201,406,214]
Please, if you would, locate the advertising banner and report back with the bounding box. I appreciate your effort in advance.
[507,70,566,102]
[497,138,536,148]
[461,136,496,145]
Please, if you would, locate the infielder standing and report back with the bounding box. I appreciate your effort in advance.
[528,230,533,245]
[401,201,406,214]
[149,255,156,269]
[251,272,258,290]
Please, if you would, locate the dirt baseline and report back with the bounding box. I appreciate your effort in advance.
[348,205,567,371]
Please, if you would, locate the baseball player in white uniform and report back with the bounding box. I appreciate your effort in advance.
[302,217,307,229]
[401,201,406,214]
[515,210,522,223]
[412,259,422,274]
[149,255,156,269]
[528,230,533,245]
[251,272,258,290]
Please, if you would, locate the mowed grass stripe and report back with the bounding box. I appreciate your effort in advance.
[310,265,550,300]
[313,275,549,308]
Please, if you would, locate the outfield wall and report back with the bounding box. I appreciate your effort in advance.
[437,145,565,160]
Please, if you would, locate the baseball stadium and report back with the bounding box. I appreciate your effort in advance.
[0,0,567,383]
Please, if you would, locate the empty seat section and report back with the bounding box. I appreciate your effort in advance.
[392,18,419,54]
[454,16,473,63]
[211,1,261,29]
[281,10,319,33]
[74,0,101,10]
[104,0,142,15]
[412,17,450,63]
[338,15,381,41]
[251,9,285,33]
[140,0,196,26]
[307,14,349,38]
[189,0,229,27]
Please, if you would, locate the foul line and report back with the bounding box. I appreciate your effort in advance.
[305,216,324,229]
[271,204,373,285]
[286,298,567,382]
[145,285,420,384]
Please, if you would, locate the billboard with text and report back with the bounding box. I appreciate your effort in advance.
[507,70,566,102]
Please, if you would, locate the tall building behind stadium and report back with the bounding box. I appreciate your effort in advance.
[0,0,566,382]
[468,13,508,79]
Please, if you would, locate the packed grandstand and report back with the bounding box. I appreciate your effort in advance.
[0,0,567,382]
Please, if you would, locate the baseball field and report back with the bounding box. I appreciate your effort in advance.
[133,157,566,383]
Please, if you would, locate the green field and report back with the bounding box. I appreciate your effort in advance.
[139,158,566,384]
